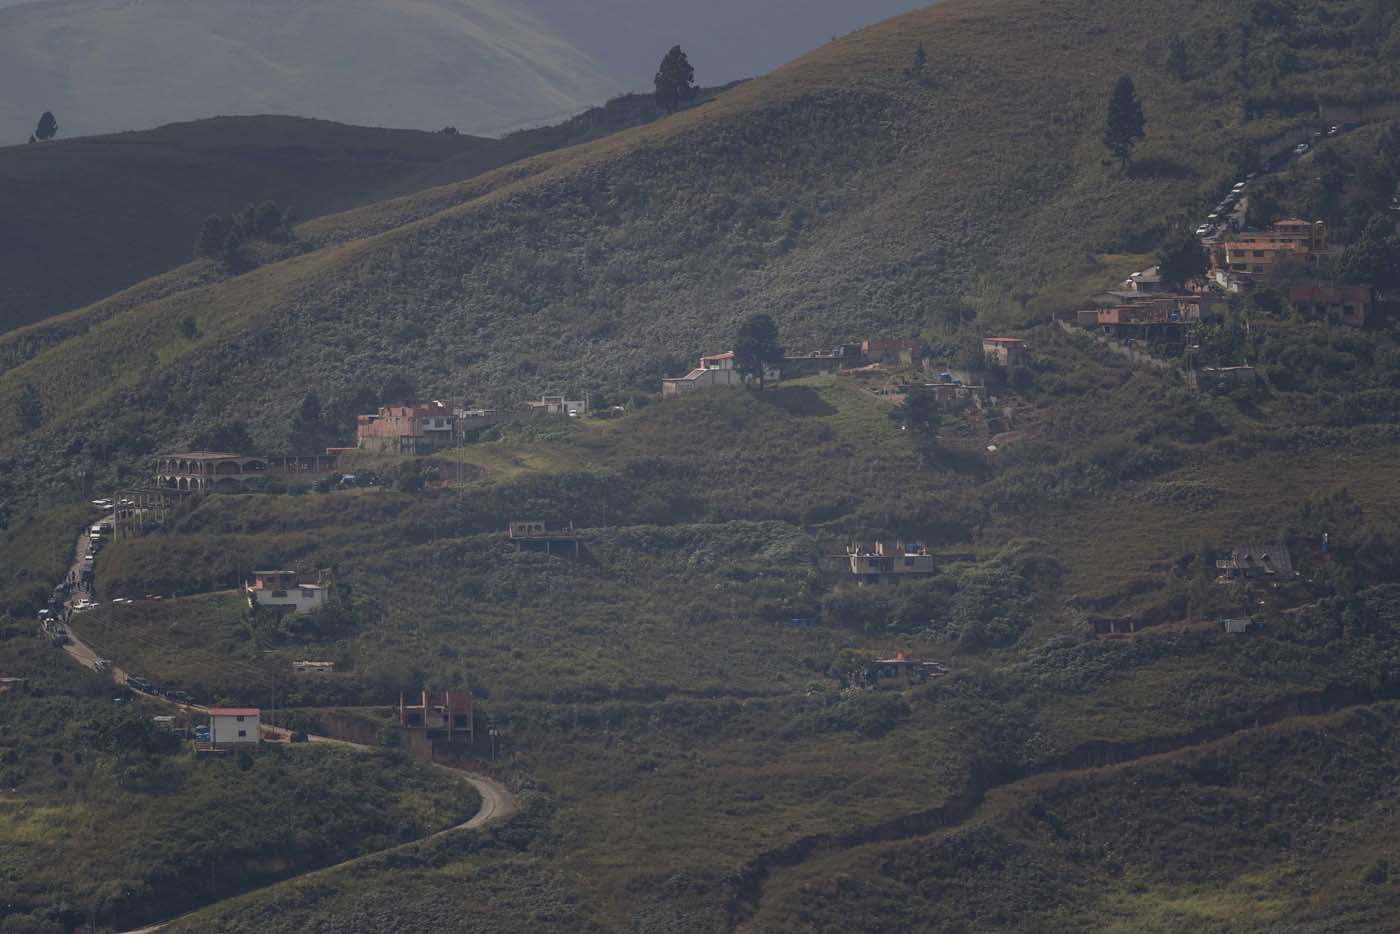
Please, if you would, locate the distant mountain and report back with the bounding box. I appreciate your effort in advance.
[0,0,928,142]
[0,0,621,141]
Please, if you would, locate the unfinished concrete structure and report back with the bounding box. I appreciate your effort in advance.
[399,689,474,744]
[857,653,948,690]
[844,542,936,586]
[509,520,579,559]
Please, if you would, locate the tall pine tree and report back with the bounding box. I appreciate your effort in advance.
[34,111,58,141]
[1103,76,1146,172]
[654,46,697,115]
[734,314,782,390]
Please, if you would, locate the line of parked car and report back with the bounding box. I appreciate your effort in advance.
[1193,122,1363,241]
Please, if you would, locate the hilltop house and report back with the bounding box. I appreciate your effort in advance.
[845,542,936,585]
[1288,283,1372,327]
[526,395,589,417]
[982,337,1029,369]
[207,708,261,745]
[399,689,474,743]
[861,338,924,367]
[246,570,327,614]
[1216,544,1297,581]
[356,401,459,454]
[662,351,781,397]
[1211,220,1330,290]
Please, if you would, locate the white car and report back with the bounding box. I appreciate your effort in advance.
[72,601,96,612]
[1195,225,1211,237]
[1294,142,1310,155]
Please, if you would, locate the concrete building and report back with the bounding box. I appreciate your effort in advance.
[525,394,589,417]
[1211,220,1330,288]
[399,689,473,743]
[509,520,579,558]
[861,338,924,367]
[781,345,864,378]
[1197,365,1257,391]
[845,542,936,585]
[662,352,780,397]
[152,453,338,495]
[858,653,948,690]
[982,337,1029,369]
[356,401,459,454]
[1216,544,1297,581]
[246,570,327,614]
[208,708,261,745]
[1289,283,1372,327]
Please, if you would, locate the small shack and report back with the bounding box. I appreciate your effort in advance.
[509,520,580,559]
[1216,544,1296,581]
[858,653,948,690]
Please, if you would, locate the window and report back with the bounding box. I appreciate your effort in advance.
[1253,266,1264,273]
[1253,250,1265,257]
[238,730,247,738]
[236,715,245,722]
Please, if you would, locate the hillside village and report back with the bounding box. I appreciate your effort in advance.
[6,0,1400,932]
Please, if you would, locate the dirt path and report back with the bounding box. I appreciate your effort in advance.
[51,520,518,933]
[729,684,1400,931]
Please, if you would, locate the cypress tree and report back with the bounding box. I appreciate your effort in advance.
[654,46,697,115]
[1103,75,1146,172]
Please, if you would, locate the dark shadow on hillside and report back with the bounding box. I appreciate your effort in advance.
[1127,158,1197,180]
[931,446,991,478]
[759,386,837,417]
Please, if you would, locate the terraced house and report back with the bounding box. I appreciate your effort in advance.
[1211,219,1331,289]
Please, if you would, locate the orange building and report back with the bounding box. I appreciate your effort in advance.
[1212,220,1329,287]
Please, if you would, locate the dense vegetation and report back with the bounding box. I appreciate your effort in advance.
[2,0,1400,930]
[0,630,478,933]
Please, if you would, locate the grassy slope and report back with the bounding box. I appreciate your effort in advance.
[2,0,1400,929]
[1,0,1377,470]
[0,631,478,932]
[755,702,1400,933]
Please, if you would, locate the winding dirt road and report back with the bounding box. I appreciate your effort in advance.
[53,519,517,933]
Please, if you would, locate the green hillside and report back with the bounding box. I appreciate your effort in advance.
[4,0,1400,930]
[1,0,1395,471]
[0,91,734,336]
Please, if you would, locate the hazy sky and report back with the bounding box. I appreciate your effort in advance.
[1,0,932,138]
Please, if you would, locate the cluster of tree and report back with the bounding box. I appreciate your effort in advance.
[1157,233,1210,290]
[1338,215,1400,290]
[195,201,296,266]
[290,373,416,453]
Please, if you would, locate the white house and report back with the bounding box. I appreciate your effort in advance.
[208,707,261,744]
[526,395,589,417]
[246,570,327,614]
[661,351,781,397]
